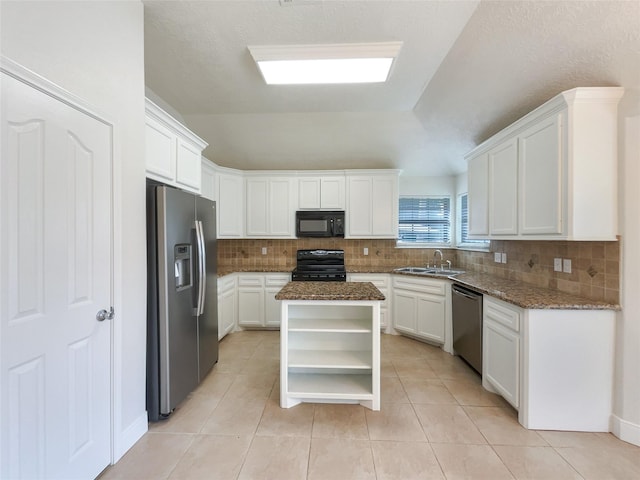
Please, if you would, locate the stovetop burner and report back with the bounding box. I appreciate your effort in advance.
[292,249,346,282]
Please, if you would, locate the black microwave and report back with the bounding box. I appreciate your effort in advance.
[296,211,345,238]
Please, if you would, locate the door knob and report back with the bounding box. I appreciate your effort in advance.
[96,307,114,322]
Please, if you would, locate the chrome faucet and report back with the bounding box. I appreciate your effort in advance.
[433,249,443,269]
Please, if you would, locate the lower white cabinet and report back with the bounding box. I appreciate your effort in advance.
[392,275,448,345]
[237,273,289,328]
[482,296,521,408]
[347,273,390,331]
[481,294,616,432]
[217,275,237,340]
[280,301,380,410]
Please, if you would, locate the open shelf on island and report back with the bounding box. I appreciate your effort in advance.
[279,294,382,411]
[288,317,372,333]
[288,349,372,369]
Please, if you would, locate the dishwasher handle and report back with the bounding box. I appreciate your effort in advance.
[452,284,482,301]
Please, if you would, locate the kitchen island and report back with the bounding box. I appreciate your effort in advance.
[275,281,385,410]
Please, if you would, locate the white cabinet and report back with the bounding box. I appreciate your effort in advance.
[201,158,216,201]
[298,175,345,210]
[280,301,380,410]
[482,296,521,408]
[145,98,207,194]
[480,294,615,432]
[216,169,244,238]
[489,138,518,235]
[466,87,623,241]
[467,152,489,236]
[237,273,289,328]
[346,172,399,238]
[245,176,295,237]
[518,114,562,235]
[347,274,391,331]
[391,276,448,345]
[217,275,237,340]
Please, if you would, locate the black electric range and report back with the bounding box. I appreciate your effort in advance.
[291,249,347,282]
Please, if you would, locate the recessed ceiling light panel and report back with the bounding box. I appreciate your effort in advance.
[248,42,403,85]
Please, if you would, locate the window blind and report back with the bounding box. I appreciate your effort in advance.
[398,196,451,244]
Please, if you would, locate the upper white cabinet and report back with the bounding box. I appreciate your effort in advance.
[245,175,295,237]
[216,168,244,238]
[145,98,207,194]
[489,137,518,236]
[201,157,216,201]
[467,152,489,236]
[466,87,624,241]
[298,174,345,210]
[346,171,399,238]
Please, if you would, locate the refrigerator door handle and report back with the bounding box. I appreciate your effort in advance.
[195,220,206,316]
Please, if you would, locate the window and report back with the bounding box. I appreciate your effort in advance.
[398,196,451,245]
[458,193,490,247]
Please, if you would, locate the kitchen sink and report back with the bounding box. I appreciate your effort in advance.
[394,266,465,276]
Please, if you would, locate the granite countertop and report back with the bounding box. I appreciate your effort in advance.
[452,272,619,310]
[275,281,385,301]
[218,266,619,310]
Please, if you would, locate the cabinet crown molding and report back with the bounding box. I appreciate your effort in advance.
[465,87,624,159]
[145,97,208,150]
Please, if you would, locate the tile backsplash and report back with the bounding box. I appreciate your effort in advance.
[218,238,620,303]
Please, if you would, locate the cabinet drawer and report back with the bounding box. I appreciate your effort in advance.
[266,274,290,287]
[484,297,521,332]
[392,276,446,296]
[238,275,264,287]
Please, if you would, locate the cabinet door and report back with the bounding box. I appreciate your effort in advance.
[246,178,269,236]
[145,117,176,182]
[519,114,562,235]
[416,294,445,344]
[371,175,398,236]
[217,173,244,237]
[347,176,372,236]
[269,178,293,236]
[320,176,345,209]
[219,288,236,339]
[201,160,216,201]
[238,288,264,327]
[392,291,416,334]
[483,320,519,408]
[176,138,201,193]
[489,138,518,235]
[467,152,489,235]
[264,288,282,328]
[298,177,321,209]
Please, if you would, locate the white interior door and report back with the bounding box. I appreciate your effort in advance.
[1,69,112,479]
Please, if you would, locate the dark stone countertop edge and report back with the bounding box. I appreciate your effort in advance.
[275,281,385,301]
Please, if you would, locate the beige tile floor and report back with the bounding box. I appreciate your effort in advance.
[101,331,640,480]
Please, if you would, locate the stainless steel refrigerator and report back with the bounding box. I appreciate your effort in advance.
[146,181,218,421]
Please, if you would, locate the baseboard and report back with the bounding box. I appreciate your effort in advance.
[611,414,640,447]
[112,412,149,463]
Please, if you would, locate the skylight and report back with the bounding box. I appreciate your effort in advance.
[247,42,403,85]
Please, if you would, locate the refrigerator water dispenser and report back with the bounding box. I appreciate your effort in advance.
[174,244,192,290]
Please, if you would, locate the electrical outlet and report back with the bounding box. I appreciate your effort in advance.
[261,247,267,255]
[494,252,501,263]
[563,258,572,273]
[554,258,562,272]
[501,252,507,264]
[363,247,369,256]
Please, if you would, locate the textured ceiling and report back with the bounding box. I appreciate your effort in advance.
[143,0,640,176]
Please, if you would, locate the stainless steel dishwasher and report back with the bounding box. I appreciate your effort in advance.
[451,283,483,374]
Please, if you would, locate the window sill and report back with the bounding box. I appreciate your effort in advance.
[395,242,453,249]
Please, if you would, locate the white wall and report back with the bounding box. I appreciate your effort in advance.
[0,0,147,460]
[613,89,640,445]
